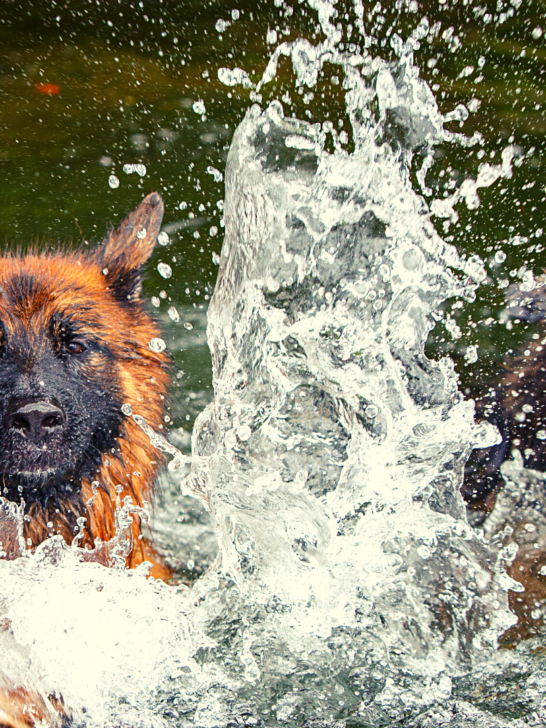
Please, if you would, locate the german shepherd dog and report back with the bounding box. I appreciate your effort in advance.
[464,281,546,643]
[0,193,170,727]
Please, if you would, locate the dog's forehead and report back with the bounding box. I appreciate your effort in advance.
[0,255,105,323]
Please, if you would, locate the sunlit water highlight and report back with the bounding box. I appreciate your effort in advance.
[0,2,545,727]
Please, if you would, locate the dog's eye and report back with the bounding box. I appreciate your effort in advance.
[66,341,86,355]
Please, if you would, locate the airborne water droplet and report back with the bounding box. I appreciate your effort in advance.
[121,404,132,416]
[158,263,172,279]
[192,99,206,115]
[149,337,166,353]
[168,306,180,322]
[108,175,119,189]
[206,166,223,183]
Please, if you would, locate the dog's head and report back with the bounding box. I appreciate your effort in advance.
[0,192,169,512]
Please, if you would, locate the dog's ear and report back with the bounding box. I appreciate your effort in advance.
[93,192,164,302]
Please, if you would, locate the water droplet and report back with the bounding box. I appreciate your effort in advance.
[494,250,506,264]
[121,404,132,416]
[237,424,252,441]
[158,263,172,279]
[231,9,240,20]
[158,231,169,246]
[192,99,206,115]
[149,337,166,353]
[168,306,180,322]
[108,174,119,189]
[217,67,253,88]
[151,296,160,307]
[136,227,147,240]
[206,166,223,183]
[122,163,147,177]
[465,345,479,364]
[184,322,193,331]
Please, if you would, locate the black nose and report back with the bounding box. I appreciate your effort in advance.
[4,399,66,442]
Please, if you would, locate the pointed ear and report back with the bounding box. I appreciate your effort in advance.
[93,192,164,302]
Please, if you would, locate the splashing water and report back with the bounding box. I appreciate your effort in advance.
[0,3,544,727]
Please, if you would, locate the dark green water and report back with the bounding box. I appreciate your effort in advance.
[0,0,544,430]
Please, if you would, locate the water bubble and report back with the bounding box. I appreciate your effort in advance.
[108,175,119,189]
[168,306,180,322]
[365,405,378,418]
[121,404,132,416]
[157,231,169,246]
[158,263,172,279]
[184,322,193,331]
[149,338,166,353]
[206,166,223,183]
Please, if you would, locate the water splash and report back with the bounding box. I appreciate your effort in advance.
[0,2,538,727]
[184,72,514,725]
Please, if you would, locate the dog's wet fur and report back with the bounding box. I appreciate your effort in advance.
[0,192,170,576]
[0,192,171,728]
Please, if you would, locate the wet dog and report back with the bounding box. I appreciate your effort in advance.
[0,192,171,727]
[464,280,546,642]
[0,192,170,576]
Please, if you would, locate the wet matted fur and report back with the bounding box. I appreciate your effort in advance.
[0,192,170,579]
